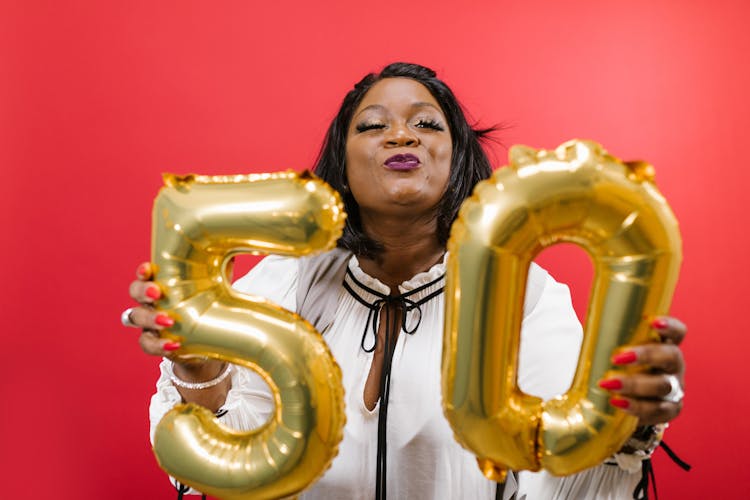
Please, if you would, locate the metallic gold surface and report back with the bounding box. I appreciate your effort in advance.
[442,140,682,477]
[151,171,346,499]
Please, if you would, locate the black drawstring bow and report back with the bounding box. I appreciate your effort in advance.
[343,268,443,353]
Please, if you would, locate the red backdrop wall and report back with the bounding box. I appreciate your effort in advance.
[2,1,748,498]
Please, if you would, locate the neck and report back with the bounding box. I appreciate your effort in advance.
[357,212,445,290]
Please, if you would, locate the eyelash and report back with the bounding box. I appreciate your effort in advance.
[355,119,445,133]
[355,122,386,132]
[415,119,444,131]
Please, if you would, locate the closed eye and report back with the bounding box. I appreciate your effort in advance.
[415,119,445,131]
[355,122,386,133]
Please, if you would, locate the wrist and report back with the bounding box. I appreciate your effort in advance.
[168,360,231,390]
[618,423,667,455]
[609,424,667,473]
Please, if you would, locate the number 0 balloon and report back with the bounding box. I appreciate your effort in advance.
[150,171,346,499]
[442,140,682,478]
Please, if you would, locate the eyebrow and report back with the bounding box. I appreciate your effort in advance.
[354,101,442,118]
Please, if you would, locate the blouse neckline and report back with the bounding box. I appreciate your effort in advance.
[347,253,448,296]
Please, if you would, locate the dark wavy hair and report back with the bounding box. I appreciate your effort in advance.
[314,62,496,258]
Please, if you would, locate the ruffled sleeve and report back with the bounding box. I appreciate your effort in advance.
[148,360,276,443]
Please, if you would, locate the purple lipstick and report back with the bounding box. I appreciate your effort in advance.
[384,153,421,171]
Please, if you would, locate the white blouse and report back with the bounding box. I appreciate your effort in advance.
[150,255,643,499]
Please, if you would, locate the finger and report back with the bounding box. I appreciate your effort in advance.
[129,280,162,304]
[613,343,684,375]
[609,396,682,426]
[139,330,181,357]
[599,373,674,399]
[651,316,687,345]
[136,262,154,281]
[128,305,174,330]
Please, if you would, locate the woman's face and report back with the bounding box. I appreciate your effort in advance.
[345,77,452,220]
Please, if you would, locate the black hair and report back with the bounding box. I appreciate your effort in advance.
[314,62,496,258]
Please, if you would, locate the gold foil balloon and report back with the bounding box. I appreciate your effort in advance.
[150,171,347,499]
[442,140,682,479]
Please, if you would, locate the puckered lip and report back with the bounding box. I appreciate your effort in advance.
[384,153,421,170]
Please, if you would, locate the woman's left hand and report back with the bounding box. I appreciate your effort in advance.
[598,317,686,426]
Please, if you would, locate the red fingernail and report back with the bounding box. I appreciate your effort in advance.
[155,314,174,327]
[163,342,181,351]
[145,284,161,300]
[651,318,668,329]
[610,397,630,409]
[137,263,150,279]
[612,351,637,365]
[598,378,623,390]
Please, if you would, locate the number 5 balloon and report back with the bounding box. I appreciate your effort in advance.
[442,140,682,478]
[150,171,346,499]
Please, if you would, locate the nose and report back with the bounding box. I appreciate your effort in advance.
[385,124,419,147]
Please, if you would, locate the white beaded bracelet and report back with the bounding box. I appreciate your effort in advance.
[166,361,232,390]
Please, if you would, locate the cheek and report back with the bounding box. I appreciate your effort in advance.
[440,138,453,159]
[345,139,371,173]
[435,143,453,181]
[343,157,368,198]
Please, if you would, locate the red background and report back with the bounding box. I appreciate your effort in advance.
[2,1,748,498]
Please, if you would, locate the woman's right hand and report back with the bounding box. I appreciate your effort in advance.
[126,262,182,356]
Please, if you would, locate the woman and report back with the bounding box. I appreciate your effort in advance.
[125,63,686,499]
